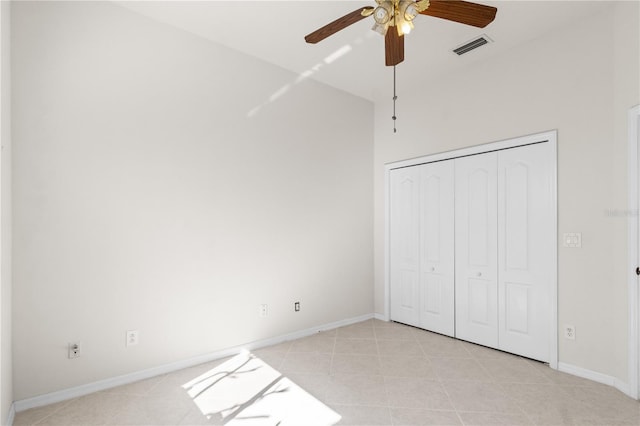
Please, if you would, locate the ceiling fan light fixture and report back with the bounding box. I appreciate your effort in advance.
[393,1,417,36]
[403,2,419,21]
[400,19,414,35]
[372,21,389,35]
[373,4,392,24]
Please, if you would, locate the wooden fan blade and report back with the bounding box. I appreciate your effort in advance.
[305,7,374,44]
[420,0,497,28]
[385,29,404,66]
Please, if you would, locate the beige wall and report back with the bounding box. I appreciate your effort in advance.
[11,1,374,400]
[611,0,640,380]
[9,0,639,406]
[1,0,13,422]
[373,2,639,383]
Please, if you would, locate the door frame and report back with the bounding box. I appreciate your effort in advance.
[627,105,640,400]
[384,130,558,369]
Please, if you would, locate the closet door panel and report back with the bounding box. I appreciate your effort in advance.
[498,143,553,362]
[455,153,498,347]
[419,161,455,336]
[390,167,420,327]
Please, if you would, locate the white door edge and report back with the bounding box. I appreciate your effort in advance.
[627,104,640,400]
[383,130,558,368]
[383,165,391,322]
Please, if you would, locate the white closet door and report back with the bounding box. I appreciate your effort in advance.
[419,161,455,336]
[390,167,420,327]
[498,143,554,362]
[455,153,498,347]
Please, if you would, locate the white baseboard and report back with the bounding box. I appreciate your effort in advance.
[373,313,387,321]
[13,313,374,413]
[5,403,15,426]
[557,362,633,399]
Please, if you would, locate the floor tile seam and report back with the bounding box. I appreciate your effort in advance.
[35,393,111,425]
[335,338,376,343]
[456,408,533,414]
[468,355,500,384]
[384,399,460,410]
[423,354,475,361]
[507,394,572,423]
[442,379,526,412]
[456,410,535,426]
[24,398,75,426]
[328,370,387,380]
[29,410,60,426]
[143,373,170,397]
[430,385,464,426]
[421,368,458,416]
[489,377,560,386]
[329,402,392,408]
[381,375,440,384]
[327,333,340,391]
[438,375,501,383]
[171,401,198,426]
[379,370,437,380]
[459,342,474,358]
[333,352,379,358]
[417,336,429,358]
[282,338,293,357]
[452,411,466,426]
[552,383,614,405]
[288,350,334,355]
[377,368,395,410]
[385,406,395,426]
[376,338,416,342]
[477,358,553,384]
[373,331,419,342]
[99,393,149,425]
[452,402,529,415]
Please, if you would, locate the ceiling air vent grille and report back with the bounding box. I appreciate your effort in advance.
[453,35,492,56]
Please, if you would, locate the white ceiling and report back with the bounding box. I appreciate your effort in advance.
[117,1,612,101]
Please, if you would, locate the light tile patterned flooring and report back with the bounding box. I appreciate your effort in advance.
[14,319,640,425]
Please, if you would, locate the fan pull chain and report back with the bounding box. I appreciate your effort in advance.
[392,65,397,133]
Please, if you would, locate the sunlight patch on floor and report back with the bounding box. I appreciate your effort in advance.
[182,350,341,425]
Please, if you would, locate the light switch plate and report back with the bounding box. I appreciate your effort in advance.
[563,233,582,248]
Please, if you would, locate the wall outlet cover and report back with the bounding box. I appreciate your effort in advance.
[259,304,268,318]
[563,233,582,248]
[68,342,81,359]
[126,330,139,347]
[564,325,576,340]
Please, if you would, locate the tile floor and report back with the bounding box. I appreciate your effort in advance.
[13,319,640,425]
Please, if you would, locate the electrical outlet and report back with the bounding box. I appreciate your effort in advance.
[294,302,300,312]
[259,304,268,318]
[563,233,582,248]
[68,342,81,359]
[126,330,139,347]
[564,325,576,340]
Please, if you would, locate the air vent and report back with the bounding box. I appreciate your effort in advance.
[453,35,492,56]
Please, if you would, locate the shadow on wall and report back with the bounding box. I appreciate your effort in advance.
[184,350,341,425]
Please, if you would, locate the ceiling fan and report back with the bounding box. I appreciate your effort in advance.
[305,0,498,66]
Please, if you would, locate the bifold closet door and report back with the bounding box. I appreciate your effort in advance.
[390,167,420,327]
[390,162,455,333]
[455,152,499,348]
[418,161,455,336]
[498,143,554,362]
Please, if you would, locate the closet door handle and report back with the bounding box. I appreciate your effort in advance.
[431,267,435,272]
[636,267,640,276]
[477,272,482,277]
